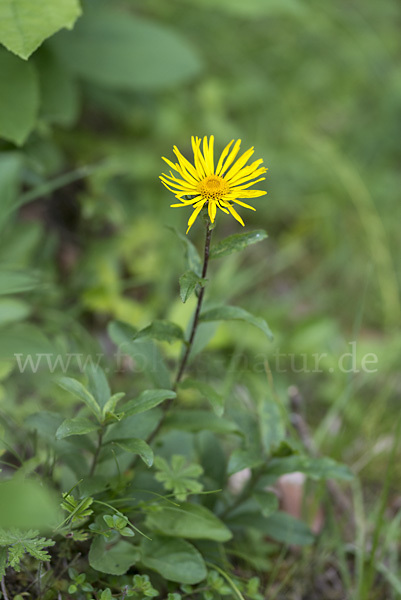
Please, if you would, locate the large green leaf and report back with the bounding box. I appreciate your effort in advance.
[210,230,268,259]
[89,536,139,575]
[0,0,81,60]
[51,5,202,91]
[122,389,176,417]
[55,417,99,440]
[200,305,273,341]
[0,50,39,144]
[227,448,264,476]
[146,503,232,542]
[141,536,206,584]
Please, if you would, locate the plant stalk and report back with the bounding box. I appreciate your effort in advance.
[144,222,212,448]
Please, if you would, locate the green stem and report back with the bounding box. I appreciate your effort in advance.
[175,221,212,385]
[143,222,212,448]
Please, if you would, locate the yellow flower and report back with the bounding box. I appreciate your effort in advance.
[160,136,267,234]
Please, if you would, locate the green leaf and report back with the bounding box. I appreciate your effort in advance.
[108,321,171,389]
[154,455,203,501]
[86,365,111,410]
[257,399,285,455]
[141,536,206,584]
[146,503,232,542]
[200,305,273,341]
[168,227,202,276]
[179,271,206,303]
[122,389,176,417]
[227,511,314,546]
[51,5,201,91]
[56,377,102,421]
[0,269,38,296]
[0,48,39,144]
[0,152,23,231]
[134,320,184,344]
[210,230,268,260]
[179,378,224,416]
[55,417,99,440]
[227,448,264,476]
[89,536,139,575]
[102,392,125,420]
[164,410,240,435]
[0,0,81,60]
[36,49,79,125]
[110,438,154,467]
[0,299,30,326]
[266,456,354,481]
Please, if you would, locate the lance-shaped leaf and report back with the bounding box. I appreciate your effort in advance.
[121,389,176,418]
[210,230,268,259]
[110,438,154,467]
[56,417,99,440]
[200,305,273,341]
[102,393,125,421]
[179,271,206,303]
[168,227,202,276]
[56,377,102,421]
[133,320,184,344]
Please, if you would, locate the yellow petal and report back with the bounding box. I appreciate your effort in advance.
[221,201,245,226]
[208,200,217,222]
[191,136,206,179]
[215,140,234,175]
[230,199,256,210]
[230,177,266,191]
[203,135,214,176]
[218,139,241,177]
[224,147,254,181]
[186,201,206,234]
[216,200,229,214]
[173,146,201,183]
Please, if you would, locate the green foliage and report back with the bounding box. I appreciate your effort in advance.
[50,3,202,91]
[210,229,268,260]
[0,50,39,145]
[179,271,206,303]
[134,320,184,344]
[154,454,204,501]
[0,0,81,59]
[0,529,55,577]
[140,536,207,585]
[200,305,274,341]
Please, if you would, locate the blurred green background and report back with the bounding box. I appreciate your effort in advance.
[1,0,401,494]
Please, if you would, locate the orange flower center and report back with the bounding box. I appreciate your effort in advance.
[197,175,229,199]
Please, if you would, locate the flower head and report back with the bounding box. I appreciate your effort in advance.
[160,136,267,233]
